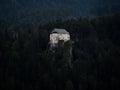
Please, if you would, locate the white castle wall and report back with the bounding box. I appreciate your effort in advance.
[50,33,70,46]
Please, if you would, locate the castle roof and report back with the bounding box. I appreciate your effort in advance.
[51,28,69,34]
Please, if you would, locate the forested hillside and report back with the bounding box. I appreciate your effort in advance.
[0,14,120,90]
[0,0,120,28]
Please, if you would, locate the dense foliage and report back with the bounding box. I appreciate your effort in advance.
[0,14,120,90]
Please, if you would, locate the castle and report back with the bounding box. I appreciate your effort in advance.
[50,28,70,47]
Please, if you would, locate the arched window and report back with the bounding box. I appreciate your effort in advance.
[52,31,58,34]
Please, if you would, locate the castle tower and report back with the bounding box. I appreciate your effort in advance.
[49,28,72,68]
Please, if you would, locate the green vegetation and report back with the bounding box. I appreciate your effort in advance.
[0,14,120,90]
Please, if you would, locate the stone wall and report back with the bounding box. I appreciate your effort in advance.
[50,34,70,46]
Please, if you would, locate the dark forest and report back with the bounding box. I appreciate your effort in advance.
[0,14,120,90]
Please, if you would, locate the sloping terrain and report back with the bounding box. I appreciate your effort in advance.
[0,0,120,28]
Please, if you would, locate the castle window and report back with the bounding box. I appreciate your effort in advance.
[52,31,57,33]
